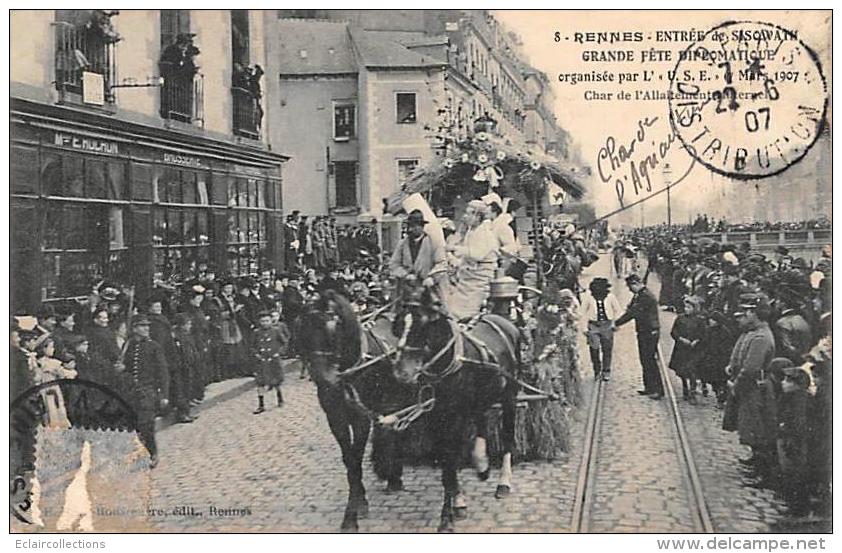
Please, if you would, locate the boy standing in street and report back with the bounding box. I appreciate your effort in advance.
[252,310,291,414]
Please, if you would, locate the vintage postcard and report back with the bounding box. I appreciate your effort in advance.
[9,8,831,536]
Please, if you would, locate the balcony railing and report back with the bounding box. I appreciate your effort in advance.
[54,21,117,103]
[232,87,262,140]
[161,73,204,125]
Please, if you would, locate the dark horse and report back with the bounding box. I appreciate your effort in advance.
[391,288,522,532]
[296,290,411,531]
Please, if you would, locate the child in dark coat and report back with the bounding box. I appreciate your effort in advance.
[669,296,707,402]
[252,310,291,414]
[698,311,736,408]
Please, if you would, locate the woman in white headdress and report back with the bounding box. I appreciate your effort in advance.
[446,200,498,320]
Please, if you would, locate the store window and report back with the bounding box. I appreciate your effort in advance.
[41,203,129,300]
[10,143,39,195]
[334,102,356,140]
[152,208,210,284]
[226,177,269,276]
[396,92,417,124]
[40,151,127,200]
[152,166,212,284]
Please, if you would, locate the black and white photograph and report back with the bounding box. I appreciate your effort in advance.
[8,7,832,538]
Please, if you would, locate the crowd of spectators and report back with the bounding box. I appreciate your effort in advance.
[689,214,831,234]
[623,224,831,516]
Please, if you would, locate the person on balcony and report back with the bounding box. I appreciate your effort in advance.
[159,33,199,120]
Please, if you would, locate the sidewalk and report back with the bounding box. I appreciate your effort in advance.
[156,358,304,432]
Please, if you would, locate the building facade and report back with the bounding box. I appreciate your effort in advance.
[10,10,288,312]
[274,10,575,250]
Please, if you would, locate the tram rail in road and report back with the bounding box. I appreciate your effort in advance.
[570,346,715,533]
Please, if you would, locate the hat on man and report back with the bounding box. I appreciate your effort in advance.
[775,245,790,256]
[100,286,120,302]
[131,314,151,327]
[790,257,809,271]
[256,309,273,319]
[406,209,428,227]
[148,289,168,306]
[737,292,768,310]
[625,274,643,286]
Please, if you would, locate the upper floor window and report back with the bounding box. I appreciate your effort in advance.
[397,159,420,187]
[159,10,203,125]
[231,10,263,139]
[231,10,250,66]
[396,92,417,124]
[333,102,356,140]
[54,10,121,104]
[331,162,358,209]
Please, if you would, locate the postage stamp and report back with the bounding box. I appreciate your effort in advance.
[668,20,828,180]
[10,379,153,532]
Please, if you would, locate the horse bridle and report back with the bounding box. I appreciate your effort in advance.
[395,311,464,383]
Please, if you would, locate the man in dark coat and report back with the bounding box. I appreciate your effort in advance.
[282,273,305,327]
[616,273,664,399]
[182,285,210,401]
[119,315,170,468]
[87,308,122,395]
[51,311,77,363]
[725,293,777,472]
[171,314,198,424]
[147,296,180,411]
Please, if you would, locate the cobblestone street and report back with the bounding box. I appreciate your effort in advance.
[586,275,696,532]
[37,255,810,534]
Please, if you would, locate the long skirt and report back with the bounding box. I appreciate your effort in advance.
[447,261,496,320]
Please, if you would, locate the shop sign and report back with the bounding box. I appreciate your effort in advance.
[53,132,119,155]
[162,153,205,168]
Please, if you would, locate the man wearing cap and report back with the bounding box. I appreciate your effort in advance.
[580,277,622,381]
[616,274,664,399]
[725,292,777,471]
[120,315,170,468]
[389,209,448,299]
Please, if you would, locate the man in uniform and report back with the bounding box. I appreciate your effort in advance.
[119,315,170,468]
[726,293,777,472]
[616,274,664,399]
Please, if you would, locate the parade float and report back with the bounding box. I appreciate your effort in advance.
[380,115,590,464]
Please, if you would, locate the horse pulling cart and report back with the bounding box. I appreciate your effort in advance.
[296,123,589,532]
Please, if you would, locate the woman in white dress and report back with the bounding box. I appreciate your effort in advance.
[446,200,499,320]
[35,338,77,429]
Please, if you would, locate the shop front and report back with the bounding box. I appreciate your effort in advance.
[10,99,287,313]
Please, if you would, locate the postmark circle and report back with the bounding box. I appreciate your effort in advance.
[668,20,827,180]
